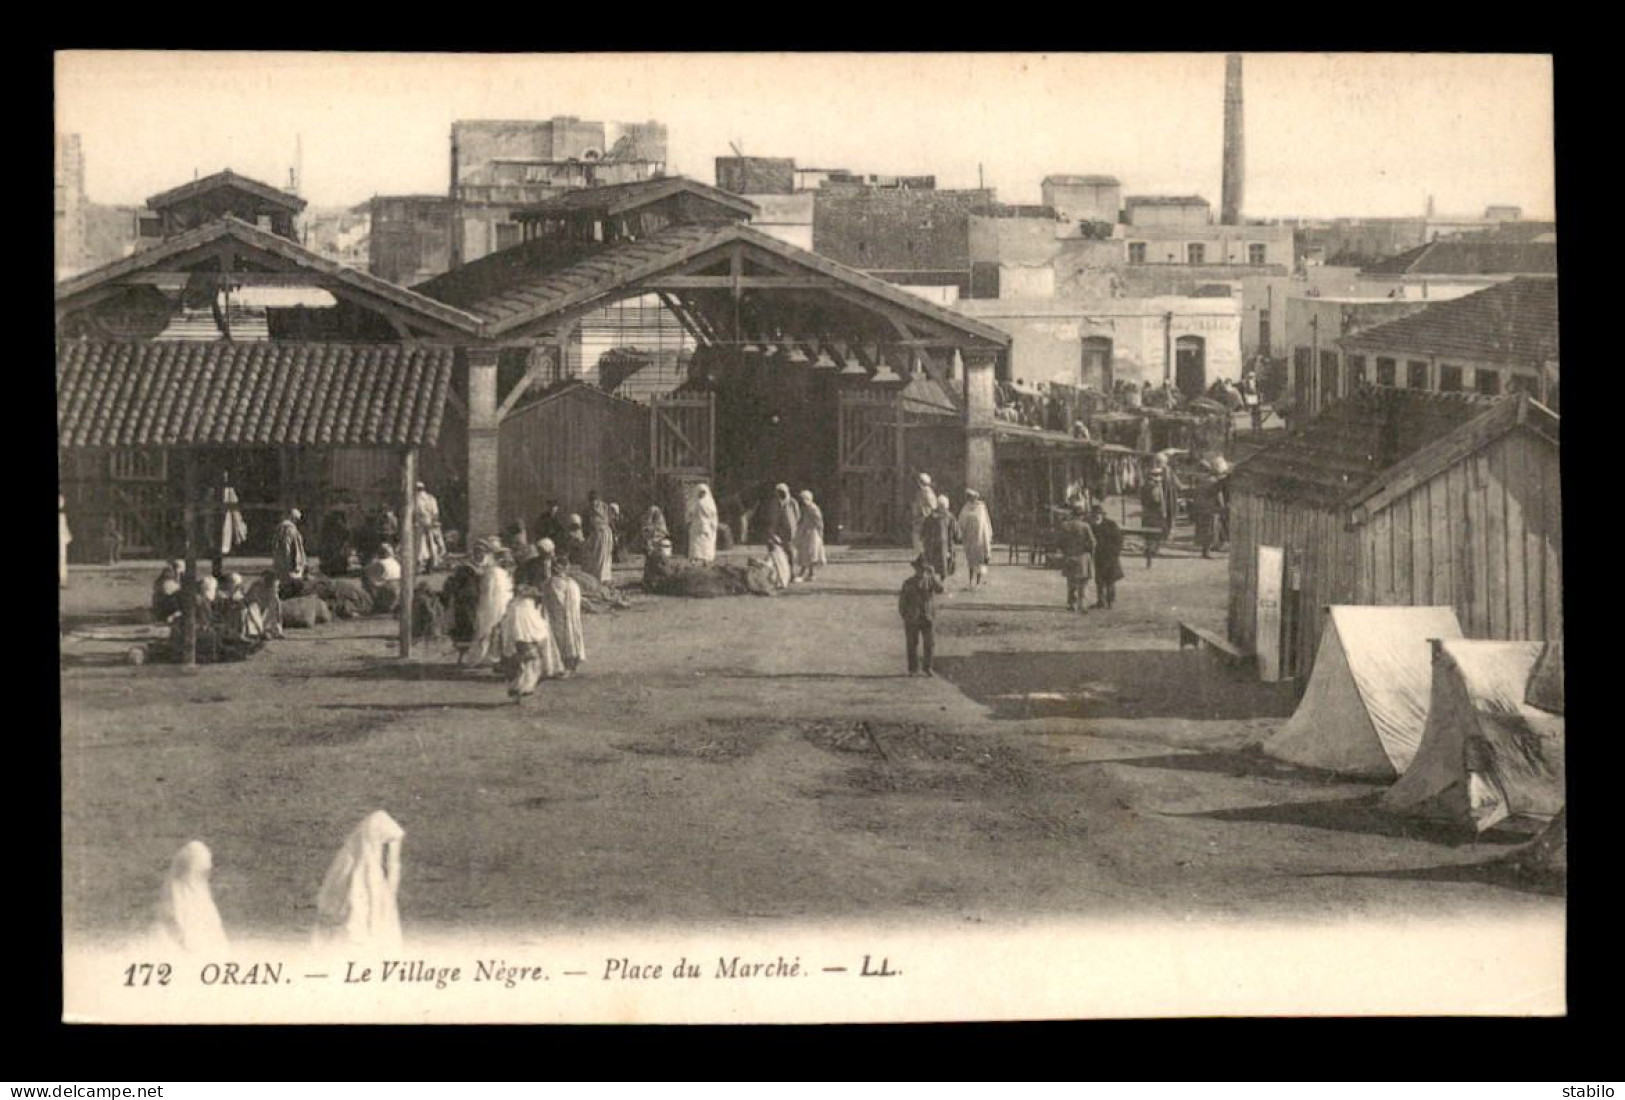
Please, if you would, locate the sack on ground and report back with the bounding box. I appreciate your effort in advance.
[280,595,332,629]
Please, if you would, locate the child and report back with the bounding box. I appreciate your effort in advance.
[897,554,944,677]
[497,584,563,701]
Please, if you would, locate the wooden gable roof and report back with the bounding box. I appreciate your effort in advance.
[147,169,308,213]
[55,216,484,338]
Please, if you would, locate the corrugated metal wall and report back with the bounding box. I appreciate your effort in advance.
[1354,428,1561,643]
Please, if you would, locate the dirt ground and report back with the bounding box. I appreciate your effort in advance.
[60,529,1562,942]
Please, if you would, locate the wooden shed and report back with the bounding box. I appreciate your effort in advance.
[1227,387,1560,682]
[498,379,651,531]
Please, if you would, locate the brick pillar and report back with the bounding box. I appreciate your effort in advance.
[963,348,998,503]
[466,346,500,541]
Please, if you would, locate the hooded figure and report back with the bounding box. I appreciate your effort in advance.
[583,492,615,584]
[687,484,719,564]
[413,481,445,571]
[272,509,308,588]
[641,505,670,555]
[313,811,405,954]
[153,841,228,954]
[958,490,994,588]
[562,513,588,568]
[499,583,563,698]
[536,551,585,674]
[466,539,514,667]
[921,493,960,581]
[793,490,826,581]
[911,473,936,555]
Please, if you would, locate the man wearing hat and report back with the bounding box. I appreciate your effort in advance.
[1057,501,1096,613]
[897,554,945,677]
[1088,503,1125,610]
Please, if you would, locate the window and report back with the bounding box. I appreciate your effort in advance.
[1187,243,1206,265]
[1407,360,1430,389]
[1376,357,1397,386]
[1294,347,1312,376]
[1128,242,1147,264]
[1439,365,1464,392]
[1248,242,1267,265]
[1348,355,1367,387]
[1475,370,1502,396]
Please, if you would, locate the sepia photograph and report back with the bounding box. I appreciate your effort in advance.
[54,51,1562,1023]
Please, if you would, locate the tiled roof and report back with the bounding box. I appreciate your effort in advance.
[146,170,308,213]
[1361,239,1558,276]
[56,217,484,337]
[1229,386,1504,508]
[511,177,756,220]
[57,341,454,448]
[1340,277,1559,365]
[415,222,1012,346]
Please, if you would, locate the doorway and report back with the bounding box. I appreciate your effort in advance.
[1175,335,1206,398]
[1081,336,1114,391]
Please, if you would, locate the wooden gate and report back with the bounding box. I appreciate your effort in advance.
[651,392,714,522]
[108,448,172,557]
[838,389,901,542]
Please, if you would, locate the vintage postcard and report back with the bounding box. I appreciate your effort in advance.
[56,51,1562,1023]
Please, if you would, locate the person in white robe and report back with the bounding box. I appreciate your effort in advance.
[59,494,72,589]
[465,539,514,668]
[220,481,248,558]
[958,489,994,590]
[766,534,793,590]
[793,490,827,582]
[413,482,445,572]
[499,584,563,698]
[312,810,405,954]
[152,840,229,954]
[536,549,586,675]
[686,484,719,564]
[910,473,936,556]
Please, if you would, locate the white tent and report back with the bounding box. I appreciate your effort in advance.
[1262,605,1464,778]
[1382,640,1566,831]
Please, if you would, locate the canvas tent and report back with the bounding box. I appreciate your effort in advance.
[1382,640,1566,832]
[1508,807,1566,879]
[1262,606,1464,778]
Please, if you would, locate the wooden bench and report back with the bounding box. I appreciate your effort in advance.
[1178,621,1253,667]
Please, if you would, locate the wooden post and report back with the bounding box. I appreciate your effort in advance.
[181,450,198,668]
[399,447,417,659]
[211,469,227,580]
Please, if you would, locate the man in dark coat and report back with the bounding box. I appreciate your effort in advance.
[1089,504,1125,609]
[1057,502,1096,612]
[898,555,945,677]
[920,494,961,582]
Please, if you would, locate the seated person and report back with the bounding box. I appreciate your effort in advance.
[245,570,285,640]
[362,543,403,613]
[151,559,186,622]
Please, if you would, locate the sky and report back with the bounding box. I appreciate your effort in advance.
[55,52,1556,220]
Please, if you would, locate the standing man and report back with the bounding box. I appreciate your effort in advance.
[1241,369,1263,431]
[1057,501,1096,613]
[414,481,445,573]
[910,473,936,556]
[1089,504,1125,609]
[921,494,961,585]
[768,483,800,578]
[898,555,944,677]
[271,509,307,592]
[686,484,719,564]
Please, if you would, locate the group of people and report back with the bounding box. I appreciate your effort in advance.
[910,473,996,591]
[751,482,827,590]
[149,561,285,661]
[441,534,587,702]
[153,810,407,955]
